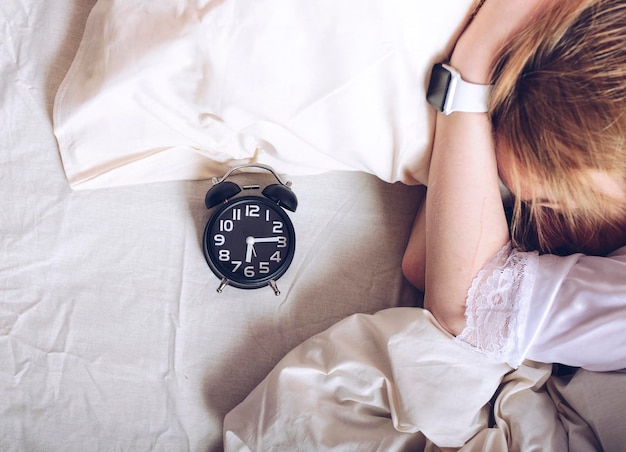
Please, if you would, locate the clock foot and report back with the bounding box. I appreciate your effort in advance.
[269,280,280,296]
[217,278,229,293]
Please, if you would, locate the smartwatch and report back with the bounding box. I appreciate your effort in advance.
[426,63,492,115]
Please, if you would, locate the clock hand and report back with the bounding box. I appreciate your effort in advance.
[245,236,257,263]
[251,237,281,243]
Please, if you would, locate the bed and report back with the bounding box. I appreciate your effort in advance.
[1,1,624,451]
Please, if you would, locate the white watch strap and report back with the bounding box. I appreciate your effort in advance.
[449,77,492,113]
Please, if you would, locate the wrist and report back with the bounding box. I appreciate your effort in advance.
[449,32,497,85]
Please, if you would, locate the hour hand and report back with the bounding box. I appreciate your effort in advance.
[245,236,257,263]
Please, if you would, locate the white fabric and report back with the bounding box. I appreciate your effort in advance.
[223,308,566,451]
[458,243,537,366]
[547,368,626,451]
[53,0,475,190]
[459,244,626,372]
[526,247,626,371]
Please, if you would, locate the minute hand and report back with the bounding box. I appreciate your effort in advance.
[252,237,281,243]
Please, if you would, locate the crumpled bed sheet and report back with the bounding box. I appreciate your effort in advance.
[224,308,568,451]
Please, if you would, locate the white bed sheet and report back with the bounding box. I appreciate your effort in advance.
[0,2,423,450]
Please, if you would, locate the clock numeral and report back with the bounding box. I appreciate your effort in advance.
[220,219,234,232]
[270,251,281,262]
[244,266,255,278]
[214,234,225,246]
[232,208,242,221]
[231,261,242,272]
[272,221,283,234]
[259,262,270,274]
[245,204,260,217]
[219,250,230,261]
[277,236,287,248]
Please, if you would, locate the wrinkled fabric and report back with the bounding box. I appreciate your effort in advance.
[458,243,537,366]
[53,0,474,189]
[548,369,626,451]
[458,244,626,372]
[223,308,566,451]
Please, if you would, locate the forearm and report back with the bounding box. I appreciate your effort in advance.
[424,112,508,335]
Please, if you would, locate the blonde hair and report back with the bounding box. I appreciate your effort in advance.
[490,0,626,255]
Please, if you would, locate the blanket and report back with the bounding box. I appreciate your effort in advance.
[224,308,568,450]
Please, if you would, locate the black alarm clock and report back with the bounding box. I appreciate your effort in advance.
[202,164,297,295]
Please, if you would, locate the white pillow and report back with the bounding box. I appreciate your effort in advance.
[54,0,473,189]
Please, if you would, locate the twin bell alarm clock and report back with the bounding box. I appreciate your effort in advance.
[202,164,297,296]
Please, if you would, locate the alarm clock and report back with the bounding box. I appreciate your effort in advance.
[202,164,297,295]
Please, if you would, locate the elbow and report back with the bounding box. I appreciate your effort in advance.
[402,249,426,293]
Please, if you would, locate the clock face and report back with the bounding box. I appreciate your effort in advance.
[202,196,296,289]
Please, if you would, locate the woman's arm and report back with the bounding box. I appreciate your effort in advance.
[422,0,548,335]
[424,105,506,335]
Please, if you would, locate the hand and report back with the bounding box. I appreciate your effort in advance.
[451,0,550,83]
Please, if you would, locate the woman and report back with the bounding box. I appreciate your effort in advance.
[223,0,626,449]
[405,0,626,329]
[404,0,626,291]
[404,0,626,351]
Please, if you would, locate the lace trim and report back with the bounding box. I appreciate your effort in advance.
[455,243,538,367]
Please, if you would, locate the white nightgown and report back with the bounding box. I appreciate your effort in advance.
[53,0,474,189]
[223,245,626,450]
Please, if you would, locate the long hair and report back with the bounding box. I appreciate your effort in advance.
[490,0,626,255]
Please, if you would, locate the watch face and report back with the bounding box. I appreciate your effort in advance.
[202,196,296,289]
[426,63,451,113]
